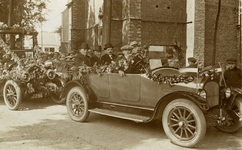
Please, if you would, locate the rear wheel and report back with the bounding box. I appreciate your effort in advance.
[3,80,22,110]
[162,99,206,148]
[215,97,242,133]
[66,86,89,122]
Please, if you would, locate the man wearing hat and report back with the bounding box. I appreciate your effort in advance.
[74,43,91,66]
[186,57,197,68]
[130,41,141,54]
[101,43,117,65]
[90,46,103,66]
[224,58,241,88]
[129,41,145,73]
[116,45,134,76]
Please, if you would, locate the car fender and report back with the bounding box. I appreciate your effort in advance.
[230,88,242,104]
[60,80,88,99]
[60,80,98,101]
[0,79,7,96]
[232,88,242,96]
[51,78,66,87]
[152,91,209,120]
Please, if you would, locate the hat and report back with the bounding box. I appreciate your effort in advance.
[188,57,196,63]
[226,58,237,63]
[130,41,139,47]
[121,45,133,51]
[104,43,113,50]
[79,43,89,49]
[94,46,102,52]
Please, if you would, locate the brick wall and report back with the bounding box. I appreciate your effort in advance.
[194,0,205,65]
[194,0,239,67]
[69,0,240,68]
[141,0,186,47]
[71,0,87,51]
[109,0,122,52]
[141,0,187,66]
[128,0,142,45]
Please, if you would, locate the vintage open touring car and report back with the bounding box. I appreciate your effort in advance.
[0,29,68,110]
[60,46,242,147]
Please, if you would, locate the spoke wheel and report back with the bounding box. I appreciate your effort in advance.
[66,86,89,122]
[162,99,206,148]
[215,97,242,133]
[3,80,22,110]
[50,78,65,104]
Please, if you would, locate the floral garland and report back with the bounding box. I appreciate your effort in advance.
[146,71,194,87]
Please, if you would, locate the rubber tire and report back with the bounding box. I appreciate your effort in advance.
[162,99,206,148]
[3,80,22,110]
[50,78,65,104]
[215,97,242,133]
[66,86,90,122]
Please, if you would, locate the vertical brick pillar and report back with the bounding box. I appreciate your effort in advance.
[194,0,239,67]
[71,0,87,51]
[110,0,122,52]
[122,0,142,45]
[194,0,206,66]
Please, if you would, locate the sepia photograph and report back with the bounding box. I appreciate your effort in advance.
[0,0,242,149]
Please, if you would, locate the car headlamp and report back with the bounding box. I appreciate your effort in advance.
[198,89,207,99]
[225,87,232,98]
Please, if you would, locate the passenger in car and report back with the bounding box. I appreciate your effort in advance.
[101,43,117,65]
[73,43,91,66]
[91,46,103,66]
[87,48,94,58]
[224,58,242,88]
[116,45,133,76]
[129,41,145,74]
[186,57,197,68]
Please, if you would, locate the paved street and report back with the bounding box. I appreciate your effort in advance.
[0,97,242,150]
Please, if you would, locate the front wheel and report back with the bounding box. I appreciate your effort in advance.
[215,97,242,133]
[66,86,90,122]
[3,80,22,110]
[162,99,206,148]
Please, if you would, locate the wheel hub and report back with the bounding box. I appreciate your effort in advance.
[178,121,183,127]
[178,118,187,128]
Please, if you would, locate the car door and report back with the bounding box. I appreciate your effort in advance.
[88,74,109,99]
[108,73,141,103]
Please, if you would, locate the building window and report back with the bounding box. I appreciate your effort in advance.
[45,47,55,52]
[50,48,55,52]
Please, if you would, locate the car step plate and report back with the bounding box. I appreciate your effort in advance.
[89,108,151,123]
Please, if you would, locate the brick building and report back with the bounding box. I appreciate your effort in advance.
[62,0,240,67]
[188,0,240,67]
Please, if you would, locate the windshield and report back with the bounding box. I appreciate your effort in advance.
[148,45,181,70]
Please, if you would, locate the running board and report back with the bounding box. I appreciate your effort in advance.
[89,108,151,123]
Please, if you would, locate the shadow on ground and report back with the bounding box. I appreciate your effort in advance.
[0,111,242,150]
[0,96,64,111]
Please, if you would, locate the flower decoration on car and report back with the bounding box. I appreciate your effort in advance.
[146,71,194,87]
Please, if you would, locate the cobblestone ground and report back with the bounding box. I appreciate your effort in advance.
[0,97,242,150]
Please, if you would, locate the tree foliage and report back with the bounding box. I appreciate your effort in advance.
[0,0,49,29]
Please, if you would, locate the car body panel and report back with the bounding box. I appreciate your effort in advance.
[88,74,109,98]
[87,68,198,108]
[108,73,141,102]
